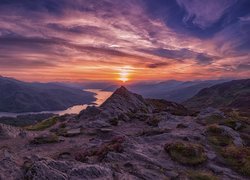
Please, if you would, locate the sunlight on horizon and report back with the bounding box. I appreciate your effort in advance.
[118,66,133,83]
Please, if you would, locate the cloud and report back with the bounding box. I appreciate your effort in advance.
[0,0,249,81]
[146,62,170,68]
[138,48,218,65]
[196,53,217,65]
[176,0,237,29]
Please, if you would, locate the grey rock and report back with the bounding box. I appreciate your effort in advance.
[25,160,68,180]
[0,158,23,180]
[79,106,102,120]
[100,86,152,117]
[69,164,113,179]
[221,125,243,147]
[198,107,224,118]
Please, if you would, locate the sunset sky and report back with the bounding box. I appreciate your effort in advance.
[0,0,249,82]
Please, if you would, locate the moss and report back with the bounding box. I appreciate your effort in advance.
[221,146,250,177]
[30,134,59,144]
[187,171,218,180]
[206,125,233,147]
[164,142,207,166]
[26,116,58,131]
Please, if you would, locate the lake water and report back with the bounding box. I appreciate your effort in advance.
[0,89,112,118]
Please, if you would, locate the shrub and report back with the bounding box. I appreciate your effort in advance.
[221,146,250,176]
[26,116,58,131]
[164,142,207,166]
[206,125,233,147]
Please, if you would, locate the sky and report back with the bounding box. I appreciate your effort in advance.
[0,0,249,82]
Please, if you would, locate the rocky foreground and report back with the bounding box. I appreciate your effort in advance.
[0,86,249,180]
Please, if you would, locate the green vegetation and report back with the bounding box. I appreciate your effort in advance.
[221,146,250,176]
[187,171,218,180]
[206,125,233,147]
[164,142,207,166]
[206,124,250,177]
[26,116,58,131]
[30,134,59,144]
[202,114,225,125]
[0,113,54,127]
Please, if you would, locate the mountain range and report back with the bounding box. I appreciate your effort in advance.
[78,79,230,102]
[184,79,250,114]
[0,76,96,113]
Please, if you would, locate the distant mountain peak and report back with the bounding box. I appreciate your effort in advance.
[100,86,152,115]
[113,86,129,96]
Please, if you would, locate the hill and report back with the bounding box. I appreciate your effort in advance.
[0,76,96,113]
[184,79,250,113]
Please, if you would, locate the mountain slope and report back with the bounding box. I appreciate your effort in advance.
[184,79,250,112]
[0,76,96,113]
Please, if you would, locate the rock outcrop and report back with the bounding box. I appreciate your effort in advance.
[101,86,152,115]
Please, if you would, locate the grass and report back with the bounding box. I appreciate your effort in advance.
[221,146,250,177]
[164,142,207,166]
[187,171,218,180]
[206,125,233,147]
[26,116,58,131]
[202,114,225,125]
[30,134,59,144]
[206,124,250,177]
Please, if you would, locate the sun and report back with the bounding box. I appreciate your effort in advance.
[118,66,132,83]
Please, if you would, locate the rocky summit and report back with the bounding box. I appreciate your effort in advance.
[0,86,249,180]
